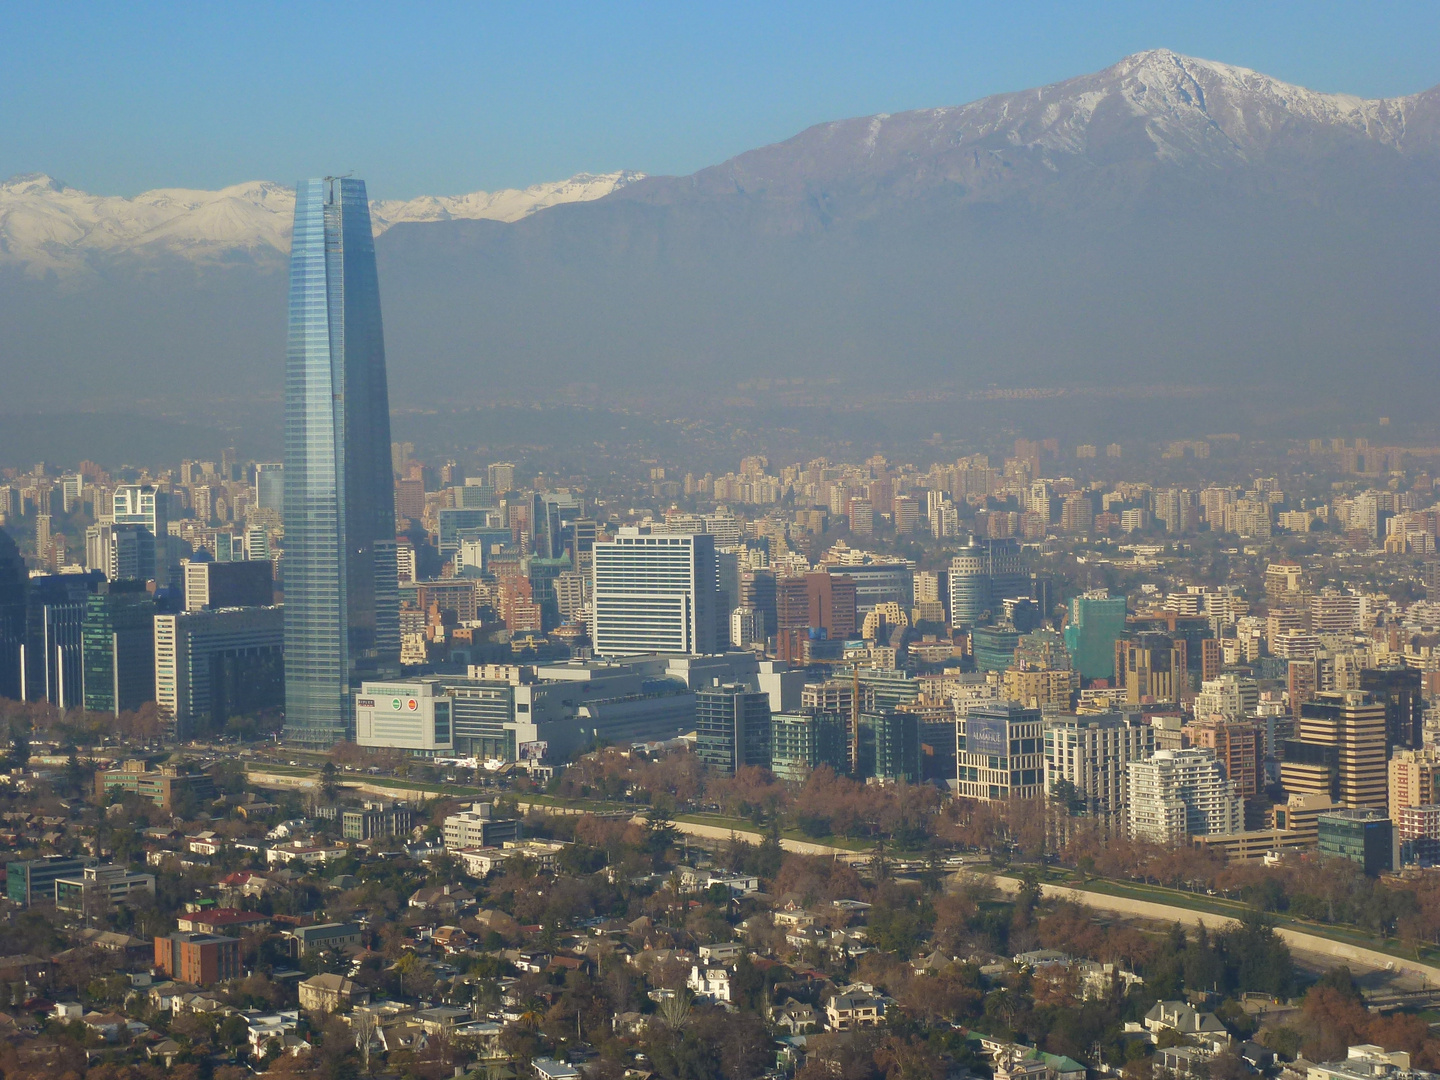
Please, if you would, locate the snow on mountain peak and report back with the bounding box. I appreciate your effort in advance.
[0,171,644,274]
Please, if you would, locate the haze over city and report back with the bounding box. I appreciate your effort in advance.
[3,8,1440,1080]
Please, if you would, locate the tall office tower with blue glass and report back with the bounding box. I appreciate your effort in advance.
[283,177,400,747]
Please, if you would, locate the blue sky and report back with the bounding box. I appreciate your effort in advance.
[4,1,1438,200]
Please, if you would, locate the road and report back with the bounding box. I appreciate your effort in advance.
[978,873,1440,987]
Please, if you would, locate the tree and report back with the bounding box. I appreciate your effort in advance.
[646,805,679,858]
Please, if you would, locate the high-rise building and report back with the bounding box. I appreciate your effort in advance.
[740,570,776,641]
[776,572,857,638]
[1184,718,1261,800]
[22,572,104,707]
[1114,633,1187,704]
[1360,666,1425,752]
[182,559,274,612]
[85,522,149,583]
[81,582,156,715]
[769,711,849,781]
[254,463,284,512]
[488,462,516,494]
[730,608,759,651]
[111,484,169,585]
[1193,673,1259,721]
[1044,712,1155,822]
[1062,591,1127,680]
[957,702,1045,801]
[695,683,771,775]
[1388,747,1440,823]
[858,708,922,783]
[949,538,1028,627]
[1295,690,1387,811]
[971,624,1022,673]
[591,529,718,656]
[0,530,25,700]
[1125,748,1243,844]
[156,606,285,738]
[283,177,400,747]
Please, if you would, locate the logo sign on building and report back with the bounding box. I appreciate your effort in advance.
[967,714,1008,757]
[406,698,419,712]
[357,698,376,709]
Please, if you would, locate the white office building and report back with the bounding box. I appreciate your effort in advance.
[355,681,453,755]
[730,607,759,650]
[1125,748,1243,844]
[591,529,719,656]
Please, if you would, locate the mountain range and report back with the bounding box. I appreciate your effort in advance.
[3,49,1438,424]
[0,171,642,273]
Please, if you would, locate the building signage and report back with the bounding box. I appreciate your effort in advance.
[968,714,1008,757]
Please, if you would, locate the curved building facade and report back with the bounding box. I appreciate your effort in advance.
[283,178,399,746]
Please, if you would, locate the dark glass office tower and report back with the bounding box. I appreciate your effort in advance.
[283,177,399,747]
[0,530,26,700]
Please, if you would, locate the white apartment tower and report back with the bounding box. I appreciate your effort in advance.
[1125,748,1243,844]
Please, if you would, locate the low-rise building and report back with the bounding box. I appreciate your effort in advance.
[95,759,217,813]
[286,922,362,957]
[154,932,241,987]
[1308,1045,1438,1080]
[442,802,523,848]
[298,973,370,1014]
[54,865,155,911]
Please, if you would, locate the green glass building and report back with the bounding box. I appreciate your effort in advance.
[770,711,849,781]
[1063,591,1128,680]
[81,582,156,715]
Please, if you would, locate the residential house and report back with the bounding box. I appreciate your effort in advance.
[772,999,820,1034]
[246,1011,300,1056]
[1143,1000,1232,1054]
[533,1059,581,1080]
[408,884,476,915]
[687,965,732,1005]
[826,984,885,1030]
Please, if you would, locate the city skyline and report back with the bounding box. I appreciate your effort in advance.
[5,10,1440,1074]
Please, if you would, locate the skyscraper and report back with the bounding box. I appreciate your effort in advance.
[1062,590,1128,679]
[111,484,169,585]
[0,530,26,700]
[81,581,156,715]
[591,528,719,656]
[948,538,1027,627]
[283,177,399,747]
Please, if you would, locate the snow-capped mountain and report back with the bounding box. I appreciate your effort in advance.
[4,50,1440,421]
[0,171,643,273]
[624,48,1438,211]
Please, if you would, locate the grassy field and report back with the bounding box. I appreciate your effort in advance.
[672,811,875,852]
[1047,874,1440,965]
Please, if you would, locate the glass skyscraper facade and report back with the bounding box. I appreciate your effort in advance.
[283,177,399,747]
